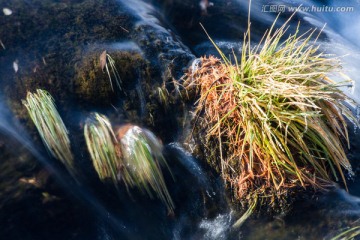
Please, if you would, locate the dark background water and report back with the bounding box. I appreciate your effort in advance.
[1,0,360,239]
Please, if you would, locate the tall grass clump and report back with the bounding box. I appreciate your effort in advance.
[117,124,174,213]
[185,16,359,210]
[22,89,74,174]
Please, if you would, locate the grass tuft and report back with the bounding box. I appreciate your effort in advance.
[84,113,128,186]
[157,86,169,108]
[100,50,122,91]
[84,114,174,212]
[185,17,359,209]
[117,124,175,212]
[22,89,74,174]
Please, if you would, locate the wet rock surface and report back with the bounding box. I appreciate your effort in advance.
[0,0,194,132]
[0,0,206,239]
[0,0,360,239]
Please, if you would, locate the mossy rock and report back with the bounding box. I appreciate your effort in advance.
[73,46,152,105]
[73,50,117,106]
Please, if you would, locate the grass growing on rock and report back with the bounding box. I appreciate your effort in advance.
[74,50,148,106]
[185,17,359,211]
[100,50,122,92]
[84,113,130,186]
[117,124,174,212]
[22,89,74,174]
[84,114,174,212]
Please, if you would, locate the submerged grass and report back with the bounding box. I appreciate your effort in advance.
[185,16,359,209]
[22,89,74,174]
[84,113,128,186]
[330,226,360,240]
[118,125,175,212]
[84,114,174,212]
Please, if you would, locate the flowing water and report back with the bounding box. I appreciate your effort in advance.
[1,0,360,239]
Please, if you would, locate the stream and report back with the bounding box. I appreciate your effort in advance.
[1,0,360,239]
